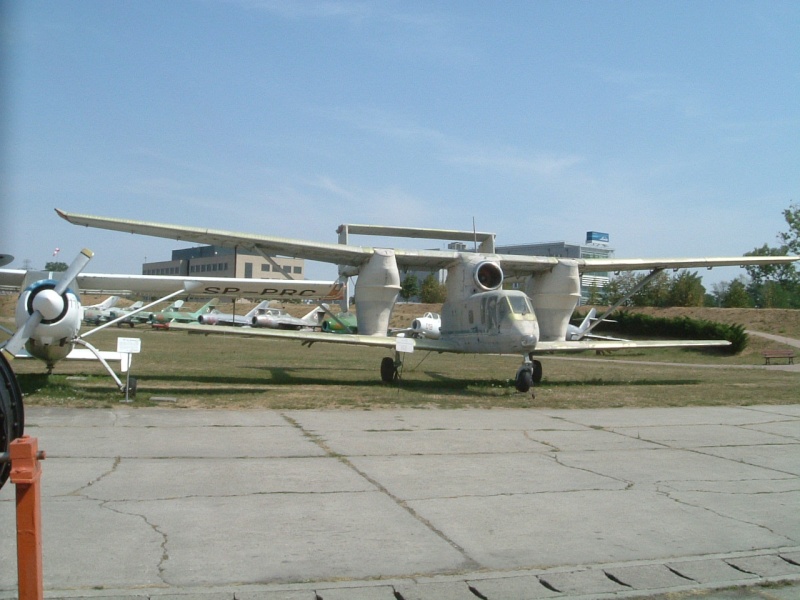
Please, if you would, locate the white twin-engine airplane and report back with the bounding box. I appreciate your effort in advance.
[56,209,800,392]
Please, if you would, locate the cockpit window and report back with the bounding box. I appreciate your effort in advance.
[507,295,534,315]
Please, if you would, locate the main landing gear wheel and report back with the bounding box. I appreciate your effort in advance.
[0,353,25,490]
[531,359,543,384]
[380,356,399,383]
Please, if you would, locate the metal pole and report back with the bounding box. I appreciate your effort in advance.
[125,355,131,403]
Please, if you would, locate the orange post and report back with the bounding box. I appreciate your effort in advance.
[10,435,46,600]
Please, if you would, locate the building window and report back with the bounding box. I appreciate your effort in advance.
[293,266,302,274]
[261,264,270,272]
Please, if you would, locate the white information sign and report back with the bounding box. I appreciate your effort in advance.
[395,337,415,354]
[117,337,142,354]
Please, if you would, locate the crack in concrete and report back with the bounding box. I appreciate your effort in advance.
[101,500,171,586]
[280,413,482,572]
[548,450,635,490]
[64,455,122,497]
[653,483,796,545]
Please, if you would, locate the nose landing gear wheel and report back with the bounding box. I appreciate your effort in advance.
[0,353,25,490]
[515,367,533,393]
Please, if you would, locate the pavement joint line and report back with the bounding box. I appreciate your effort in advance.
[279,411,483,572]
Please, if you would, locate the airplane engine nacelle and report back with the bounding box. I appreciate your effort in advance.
[524,260,581,342]
[355,249,400,336]
[252,315,277,328]
[15,279,82,365]
[474,261,504,291]
[198,313,218,325]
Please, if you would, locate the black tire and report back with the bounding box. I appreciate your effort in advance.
[0,353,24,490]
[380,357,396,383]
[515,368,532,393]
[532,360,543,383]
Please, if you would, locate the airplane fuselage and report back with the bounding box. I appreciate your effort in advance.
[440,289,539,354]
[434,254,540,355]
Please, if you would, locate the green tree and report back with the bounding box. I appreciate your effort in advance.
[419,273,447,303]
[601,272,640,306]
[744,203,800,307]
[44,261,68,272]
[721,278,753,308]
[399,274,420,301]
[667,271,706,307]
[779,202,800,255]
[634,271,671,307]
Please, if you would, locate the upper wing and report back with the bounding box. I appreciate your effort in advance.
[57,209,374,267]
[76,274,344,299]
[58,209,465,271]
[579,256,799,273]
[56,210,556,272]
[57,209,799,275]
[0,269,26,290]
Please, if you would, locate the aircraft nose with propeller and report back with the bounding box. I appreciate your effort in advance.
[1,249,140,399]
[3,249,93,369]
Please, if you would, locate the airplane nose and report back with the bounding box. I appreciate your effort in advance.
[521,334,537,348]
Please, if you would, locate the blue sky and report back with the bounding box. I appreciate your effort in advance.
[2,0,798,285]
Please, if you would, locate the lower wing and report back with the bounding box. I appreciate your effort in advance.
[169,322,459,352]
[170,323,729,353]
[535,339,730,352]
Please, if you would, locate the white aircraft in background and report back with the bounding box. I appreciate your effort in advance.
[57,209,800,392]
[82,295,121,323]
[249,302,327,330]
[197,300,325,328]
[198,300,271,326]
[0,247,344,391]
[565,308,623,341]
[394,312,441,339]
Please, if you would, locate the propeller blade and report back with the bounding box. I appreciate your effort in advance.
[54,248,93,295]
[1,312,42,357]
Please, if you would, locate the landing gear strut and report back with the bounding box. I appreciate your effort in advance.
[514,356,543,393]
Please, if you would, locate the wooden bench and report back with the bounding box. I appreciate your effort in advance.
[762,349,795,365]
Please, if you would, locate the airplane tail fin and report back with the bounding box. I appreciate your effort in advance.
[192,298,219,316]
[577,308,597,335]
[164,299,184,311]
[301,303,328,326]
[244,300,271,319]
[97,296,120,310]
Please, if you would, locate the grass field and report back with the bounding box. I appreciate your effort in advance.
[3,301,798,410]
